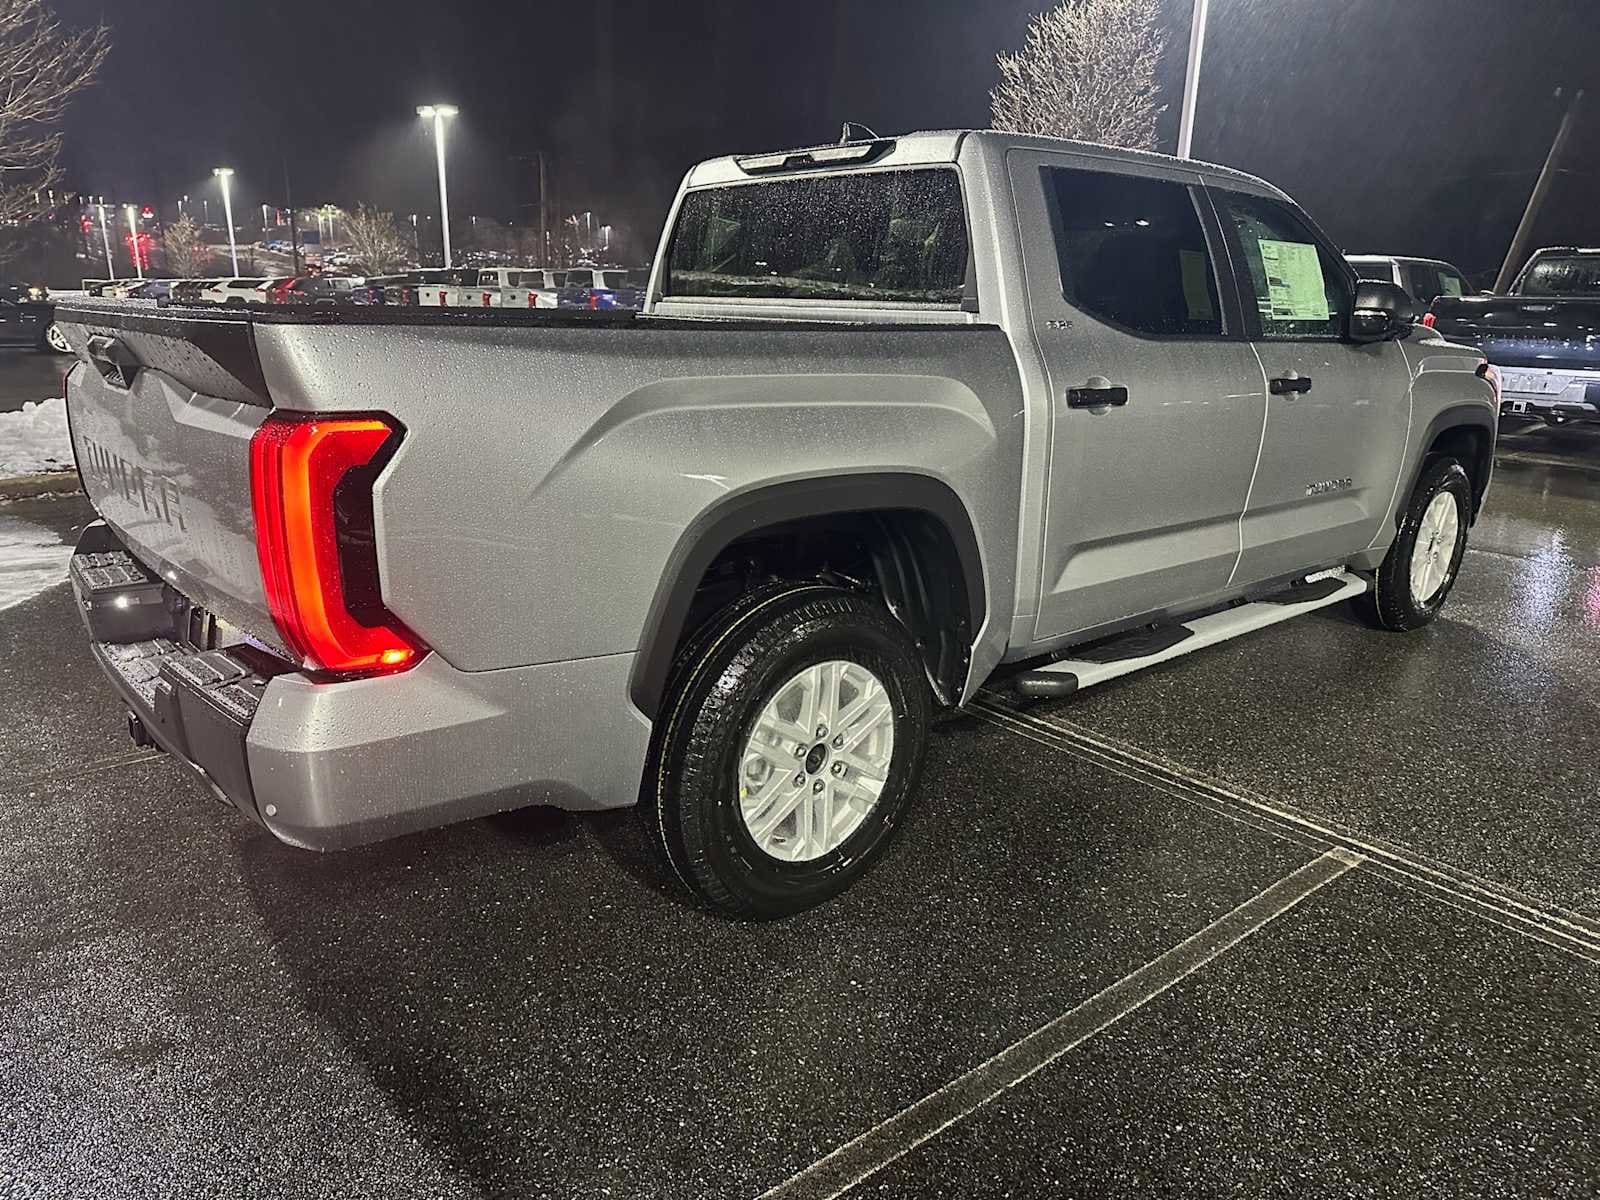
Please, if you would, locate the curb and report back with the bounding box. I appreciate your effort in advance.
[0,470,81,501]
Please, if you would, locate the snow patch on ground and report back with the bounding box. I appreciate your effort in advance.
[0,514,71,611]
[0,397,73,478]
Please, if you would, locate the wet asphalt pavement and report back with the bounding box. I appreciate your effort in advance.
[2,423,1599,1198]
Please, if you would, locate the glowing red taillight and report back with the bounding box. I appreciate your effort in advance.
[1421,311,1437,329]
[249,413,423,675]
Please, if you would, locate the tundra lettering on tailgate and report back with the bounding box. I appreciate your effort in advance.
[79,435,187,531]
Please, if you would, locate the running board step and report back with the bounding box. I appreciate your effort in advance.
[1011,570,1370,699]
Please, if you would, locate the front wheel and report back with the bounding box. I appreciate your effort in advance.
[646,583,932,919]
[1354,456,1472,631]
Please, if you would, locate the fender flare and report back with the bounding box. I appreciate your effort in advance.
[628,472,986,719]
[1402,402,1496,521]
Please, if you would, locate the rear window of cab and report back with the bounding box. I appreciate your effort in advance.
[665,167,970,305]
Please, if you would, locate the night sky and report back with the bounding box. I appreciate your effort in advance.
[51,0,1600,276]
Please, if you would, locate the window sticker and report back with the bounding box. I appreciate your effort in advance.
[1178,248,1216,320]
[1257,238,1329,321]
[1440,274,1464,297]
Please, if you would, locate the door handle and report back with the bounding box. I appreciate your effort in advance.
[1066,376,1129,409]
[1269,371,1313,395]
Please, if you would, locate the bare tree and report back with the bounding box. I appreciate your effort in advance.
[161,213,210,277]
[343,204,410,273]
[990,0,1166,151]
[0,0,109,225]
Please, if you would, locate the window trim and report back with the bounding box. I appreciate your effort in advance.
[660,163,977,312]
[1207,184,1357,343]
[1037,163,1242,343]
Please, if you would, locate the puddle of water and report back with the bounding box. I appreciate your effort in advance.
[0,513,72,612]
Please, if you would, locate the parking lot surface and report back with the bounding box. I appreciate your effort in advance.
[2,426,1598,1198]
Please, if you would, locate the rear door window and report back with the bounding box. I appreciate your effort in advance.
[1217,191,1350,339]
[1350,259,1394,282]
[1041,166,1223,337]
[666,167,969,304]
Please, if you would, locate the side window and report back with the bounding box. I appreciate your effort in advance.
[1351,260,1394,282]
[1042,167,1223,337]
[1219,191,1349,339]
[1402,262,1443,306]
[1437,268,1467,299]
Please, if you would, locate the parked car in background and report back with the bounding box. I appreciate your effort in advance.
[257,277,297,304]
[199,278,269,306]
[1346,255,1473,308]
[57,130,1497,917]
[1427,246,1600,426]
[521,268,567,308]
[352,275,411,305]
[127,280,174,301]
[1,282,48,302]
[281,275,364,306]
[558,267,635,308]
[415,268,480,306]
[0,294,69,352]
[168,279,209,305]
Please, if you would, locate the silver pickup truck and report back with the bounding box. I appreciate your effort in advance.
[58,131,1497,917]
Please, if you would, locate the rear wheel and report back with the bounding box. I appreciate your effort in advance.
[645,583,931,919]
[1355,456,1471,631]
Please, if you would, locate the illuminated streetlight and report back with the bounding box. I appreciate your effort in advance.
[416,103,459,268]
[96,202,113,277]
[213,167,239,275]
[124,204,143,279]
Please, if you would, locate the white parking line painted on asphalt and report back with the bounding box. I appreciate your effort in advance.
[757,849,1361,1200]
[975,699,1600,965]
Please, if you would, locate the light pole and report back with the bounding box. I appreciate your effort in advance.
[213,167,239,275]
[124,204,143,279]
[1176,0,1211,159]
[96,202,113,277]
[416,104,458,268]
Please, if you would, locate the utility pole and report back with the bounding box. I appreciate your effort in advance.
[1176,0,1210,159]
[1495,88,1585,293]
[283,157,303,274]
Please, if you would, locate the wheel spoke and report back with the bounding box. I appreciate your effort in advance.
[750,778,808,844]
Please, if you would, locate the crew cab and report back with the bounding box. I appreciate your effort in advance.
[56,131,1496,918]
[1428,246,1600,425]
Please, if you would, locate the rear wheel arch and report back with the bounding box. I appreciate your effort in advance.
[629,474,986,720]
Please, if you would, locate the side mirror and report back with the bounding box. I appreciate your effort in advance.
[1350,280,1415,342]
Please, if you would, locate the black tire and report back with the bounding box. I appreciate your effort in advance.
[645,582,932,919]
[1354,456,1472,631]
[37,321,70,355]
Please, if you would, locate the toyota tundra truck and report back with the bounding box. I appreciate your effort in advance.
[1428,246,1600,426]
[57,131,1498,918]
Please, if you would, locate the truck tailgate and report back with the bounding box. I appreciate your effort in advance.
[60,305,281,652]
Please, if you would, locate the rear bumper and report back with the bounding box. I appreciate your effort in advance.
[72,521,652,850]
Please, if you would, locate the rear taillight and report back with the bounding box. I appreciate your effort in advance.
[1420,311,1436,329]
[588,291,600,310]
[249,413,423,676]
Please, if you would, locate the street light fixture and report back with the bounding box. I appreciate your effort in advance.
[124,204,143,279]
[96,202,113,278]
[213,167,239,275]
[417,103,459,268]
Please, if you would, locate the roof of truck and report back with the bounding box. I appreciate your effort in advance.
[685,129,1287,199]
